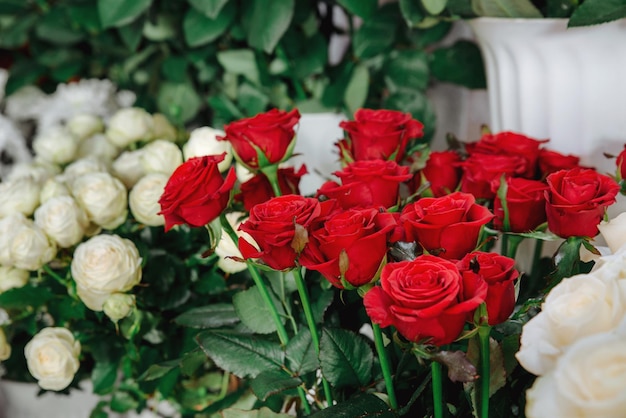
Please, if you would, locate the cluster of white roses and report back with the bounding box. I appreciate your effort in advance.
[517,212,626,418]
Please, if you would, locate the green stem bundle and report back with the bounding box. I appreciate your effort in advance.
[372,323,398,410]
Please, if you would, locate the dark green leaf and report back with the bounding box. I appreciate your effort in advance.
[217,49,260,84]
[196,330,284,378]
[0,0,29,14]
[548,237,585,288]
[0,286,53,309]
[384,90,436,141]
[98,0,152,28]
[68,4,102,33]
[140,359,179,381]
[344,64,369,115]
[181,349,209,376]
[91,361,118,394]
[157,82,202,124]
[246,0,295,53]
[310,286,335,324]
[569,0,626,26]
[183,1,236,47]
[546,0,578,18]
[233,285,286,334]
[310,392,396,417]
[238,82,270,116]
[353,15,397,59]
[293,33,328,79]
[188,0,230,18]
[285,329,318,375]
[386,50,429,92]
[0,14,38,48]
[174,304,240,329]
[471,0,543,17]
[430,40,486,89]
[447,0,477,16]
[117,18,144,51]
[319,328,373,388]
[250,369,302,401]
[162,56,189,83]
[221,407,294,418]
[336,0,378,18]
[110,390,139,413]
[35,9,84,45]
[207,94,245,124]
[399,0,426,26]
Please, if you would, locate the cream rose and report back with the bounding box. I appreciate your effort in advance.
[6,160,60,185]
[183,127,232,172]
[76,133,120,164]
[140,139,183,176]
[103,293,135,322]
[112,149,146,189]
[235,162,255,183]
[40,176,71,203]
[598,211,626,254]
[0,176,41,217]
[0,327,10,361]
[214,212,251,274]
[106,107,153,148]
[0,213,29,266]
[0,265,29,293]
[32,126,78,165]
[24,327,81,391]
[516,273,626,376]
[71,234,142,311]
[66,114,104,141]
[151,113,177,141]
[526,327,626,418]
[129,173,167,227]
[72,172,128,230]
[10,220,57,271]
[61,157,109,189]
[34,196,89,248]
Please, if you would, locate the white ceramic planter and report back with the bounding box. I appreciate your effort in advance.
[469,18,626,174]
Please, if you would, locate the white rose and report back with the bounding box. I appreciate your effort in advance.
[140,139,183,176]
[598,211,626,254]
[66,114,104,141]
[516,273,626,376]
[183,127,233,172]
[0,265,29,292]
[72,172,128,230]
[24,327,80,391]
[106,107,153,148]
[71,234,142,311]
[152,113,177,141]
[526,328,626,418]
[214,212,251,274]
[0,176,41,217]
[62,157,109,187]
[0,327,10,361]
[32,126,78,165]
[10,220,57,271]
[40,177,71,203]
[6,160,60,185]
[112,149,146,189]
[76,133,120,164]
[129,173,167,226]
[0,213,29,265]
[34,196,89,248]
[103,293,135,322]
[236,162,255,183]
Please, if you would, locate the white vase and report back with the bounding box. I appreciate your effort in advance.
[469,17,626,174]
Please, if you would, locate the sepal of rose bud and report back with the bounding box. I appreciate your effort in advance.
[103,293,135,322]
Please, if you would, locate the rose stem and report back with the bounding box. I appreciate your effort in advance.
[531,239,544,278]
[431,361,444,418]
[261,164,283,197]
[500,233,509,259]
[372,322,398,410]
[478,324,491,418]
[293,267,334,407]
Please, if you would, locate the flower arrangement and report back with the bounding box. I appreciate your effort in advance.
[1,101,626,418]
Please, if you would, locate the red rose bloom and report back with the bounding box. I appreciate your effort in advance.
[460,153,527,200]
[545,168,620,238]
[409,150,462,197]
[219,108,300,169]
[159,154,236,232]
[457,252,518,326]
[300,207,396,288]
[399,192,494,260]
[616,145,626,180]
[238,195,321,271]
[316,160,412,209]
[338,108,423,162]
[363,255,487,346]
[538,148,581,178]
[491,177,548,232]
[236,165,307,211]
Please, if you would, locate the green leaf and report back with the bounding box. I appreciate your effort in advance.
[217,49,260,84]
[353,17,397,59]
[569,0,626,26]
[546,0,578,18]
[181,349,209,376]
[430,40,486,89]
[319,328,373,388]
[98,0,152,28]
[336,0,378,18]
[117,18,144,51]
[233,285,286,334]
[142,14,176,41]
[246,0,295,53]
[110,390,139,413]
[91,361,118,394]
[250,369,302,401]
[0,0,29,14]
[310,286,335,324]
[293,33,328,79]
[344,64,369,116]
[139,359,179,381]
[221,407,294,418]
[188,0,230,18]
[157,81,202,124]
[386,50,429,92]
[471,0,543,17]
[174,304,240,329]
[309,392,397,417]
[285,329,319,375]
[384,90,436,141]
[196,330,284,378]
[0,286,53,309]
[422,0,448,15]
[0,14,38,48]
[400,0,426,26]
[238,82,270,116]
[35,9,84,45]
[162,56,189,83]
[183,1,236,47]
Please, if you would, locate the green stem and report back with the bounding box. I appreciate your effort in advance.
[261,164,282,197]
[505,235,523,260]
[478,325,491,418]
[42,264,66,285]
[293,268,333,407]
[372,323,398,410]
[531,239,544,278]
[431,361,444,418]
[298,387,312,415]
[500,234,509,259]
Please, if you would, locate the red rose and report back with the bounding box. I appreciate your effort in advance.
[545,168,620,238]
[363,255,487,346]
[457,252,518,326]
[219,108,300,169]
[409,150,462,197]
[616,145,626,180]
[238,195,321,271]
[236,165,307,211]
[316,160,412,209]
[399,192,494,260]
[491,177,548,232]
[159,154,236,232]
[300,207,396,288]
[538,148,581,178]
[460,153,526,200]
[338,108,423,162]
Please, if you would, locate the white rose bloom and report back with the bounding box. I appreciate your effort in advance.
[72,172,128,230]
[40,176,71,203]
[598,211,626,254]
[103,293,135,322]
[61,157,109,189]
[6,160,60,185]
[10,220,57,271]
[0,327,10,361]
[76,133,120,164]
[236,162,255,183]
[129,173,167,227]
[214,212,251,274]
[0,213,29,266]
[4,85,46,121]
[106,107,153,148]
[0,265,29,293]
[71,234,142,311]
[34,196,89,248]
[66,114,104,141]
[24,327,80,391]
[32,126,78,165]
[152,113,177,141]
[140,139,183,176]
[183,127,233,172]
[112,149,146,189]
[526,327,626,418]
[0,176,41,217]
[516,273,626,376]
